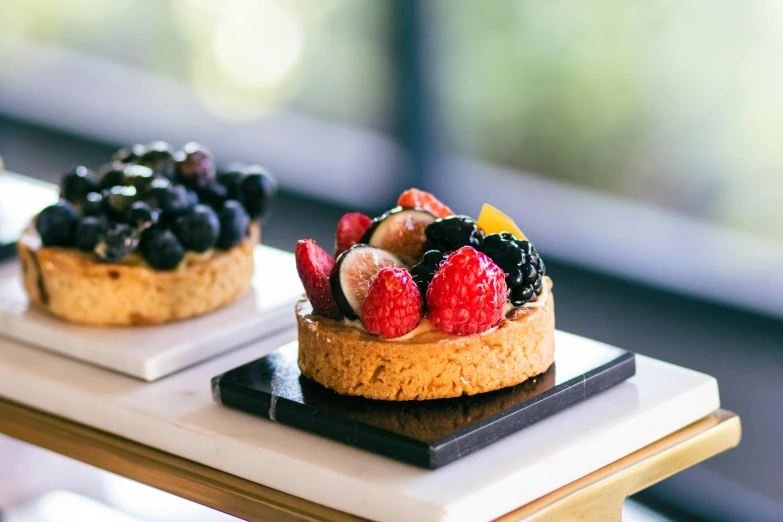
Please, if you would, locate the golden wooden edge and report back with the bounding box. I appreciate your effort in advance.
[0,398,740,522]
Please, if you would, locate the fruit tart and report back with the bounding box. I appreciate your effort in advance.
[17,141,277,326]
[295,189,554,401]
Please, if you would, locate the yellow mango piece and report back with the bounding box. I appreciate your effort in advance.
[476,203,527,240]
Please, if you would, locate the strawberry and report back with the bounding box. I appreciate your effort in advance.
[397,188,454,219]
[295,239,342,319]
[426,246,507,335]
[361,267,422,338]
[335,212,372,258]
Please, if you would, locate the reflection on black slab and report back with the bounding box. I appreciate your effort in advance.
[298,367,555,444]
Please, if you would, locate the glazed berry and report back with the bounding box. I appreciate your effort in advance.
[481,233,545,305]
[397,188,454,218]
[94,223,139,263]
[102,186,138,221]
[121,164,155,191]
[410,249,447,301]
[175,142,215,189]
[74,216,109,252]
[127,201,160,231]
[423,215,484,254]
[81,192,104,216]
[141,229,185,270]
[196,182,228,210]
[173,204,221,253]
[96,163,126,191]
[334,212,372,258]
[60,166,97,203]
[216,200,250,249]
[144,177,171,207]
[361,267,422,338]
[138,141,175,178]
[112,143,146,164]
[426,246,507,335]
[295,239,342,319]
[239,166,277,220]
[216,170,244,199]
[159,184,196,216]
[36,200,78,247]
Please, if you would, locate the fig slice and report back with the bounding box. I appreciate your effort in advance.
[360,207,436,266]
[331,245,404,319]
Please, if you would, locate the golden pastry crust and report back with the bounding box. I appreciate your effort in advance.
[297,278,555,401]
[17,223,259,326]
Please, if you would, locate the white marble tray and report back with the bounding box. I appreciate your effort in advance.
[0,330,721,522]
[0,246,303,381]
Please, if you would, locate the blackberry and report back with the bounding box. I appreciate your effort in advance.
[122,164,155,191]
[410,250,447,302]
[96,163,126,191]
[423,215,484,254]
[138,141,175,179]
[82,192,104,216]
[112,143,146,164]
[175,142,215,190]
[74,216,109,252]
[94,223,139,263]
[480,233,545,306]
[60,166,96,203]
[127,201,160,231]
[102,186,138,221]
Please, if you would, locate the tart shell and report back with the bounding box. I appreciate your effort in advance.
[17,223,259,326]
[296,277,555,401]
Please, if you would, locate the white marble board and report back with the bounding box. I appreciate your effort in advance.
[0,330,721,522]
[0,246,304,381]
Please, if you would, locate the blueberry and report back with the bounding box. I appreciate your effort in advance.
[112,143,146,164]
[36,200,78,247]
[175,142,216,190]
[102,186,138,221]
[138,141,175,179]
[159,184,196,216]
[122,164,155,191]
[96,163,126,191]
[239,166,277,220]
[74,216,109,252]
[216,170,245,199]
[173,204,220,253]
[94,223,139,263]
[60,166,97,203]
[141,230,185,270]
[82,192,104,216]
[216,200,250,249]
[196,182,228,210]
[127,201,160,231]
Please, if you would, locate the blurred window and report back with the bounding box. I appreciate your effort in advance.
[430,0,783,244]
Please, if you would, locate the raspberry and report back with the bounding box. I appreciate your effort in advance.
[397,188,454,219]
[335,212,372,258]
[426,246,507,335]
[295,239,343,319]
[361,267,422,338]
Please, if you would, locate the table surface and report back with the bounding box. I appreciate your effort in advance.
[0,327,728,522]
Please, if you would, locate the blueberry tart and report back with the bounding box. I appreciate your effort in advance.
[17,142,277,325]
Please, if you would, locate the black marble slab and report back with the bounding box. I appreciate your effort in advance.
[212,341,635,469]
